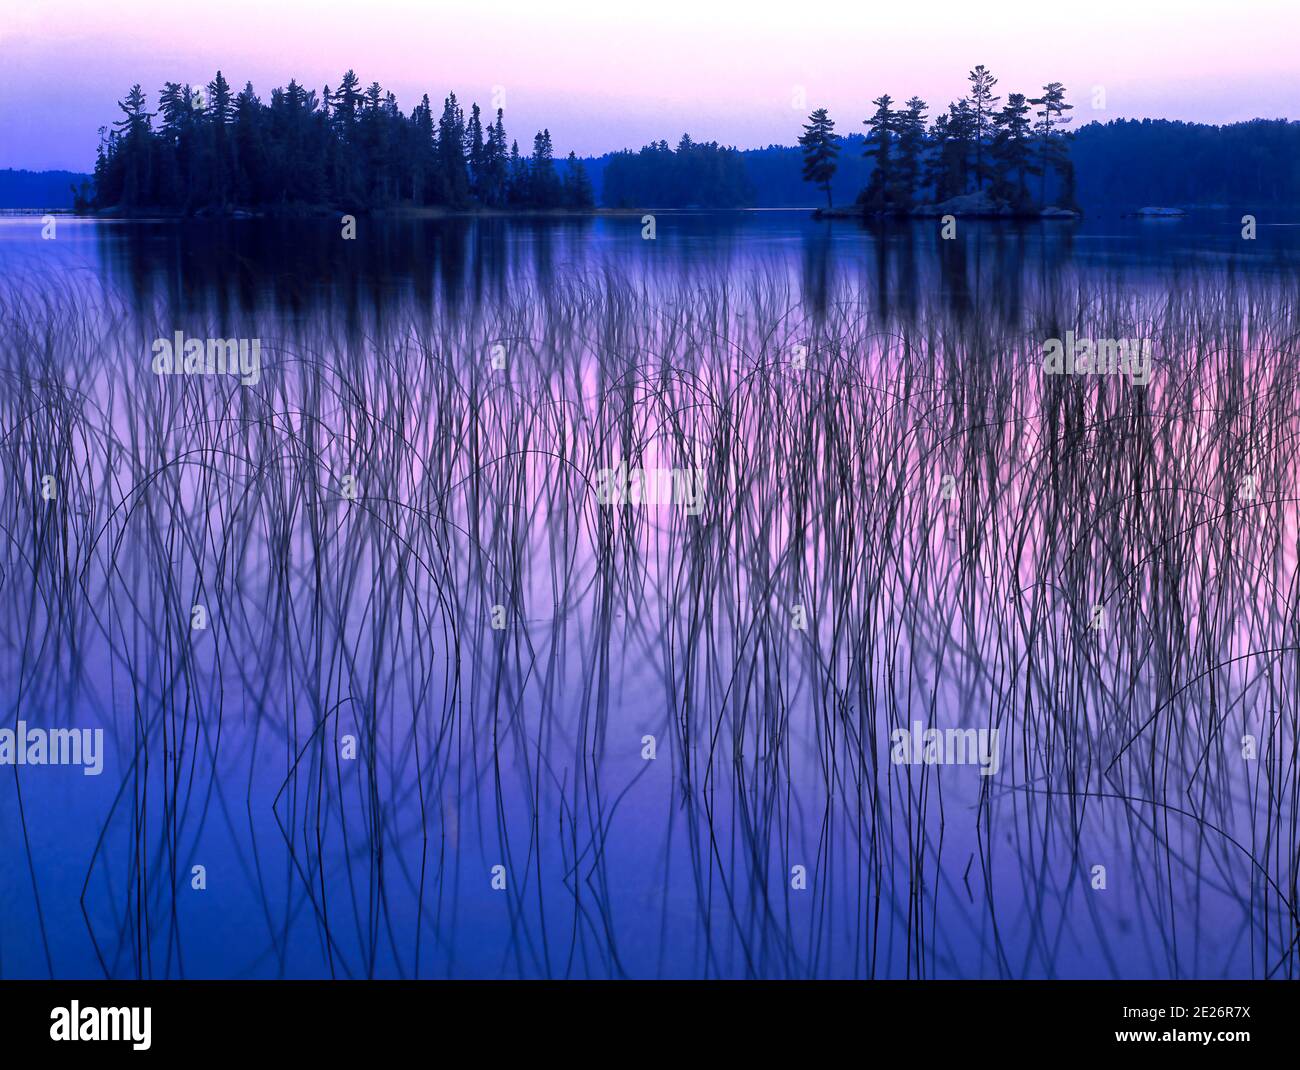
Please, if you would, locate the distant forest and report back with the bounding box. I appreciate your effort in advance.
[60,68,1300,216]
[0,169,93,210]
[600,137,755,209]
[91,71,594,212]
[586,115,1300,213]
[1070,118,1300,210]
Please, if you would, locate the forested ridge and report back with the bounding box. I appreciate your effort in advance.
[1070,118,1300,210]
[91,71,594,213]
[81,68,1300,215]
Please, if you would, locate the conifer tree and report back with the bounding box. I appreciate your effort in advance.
[1029,82,1074,207]
[860,94,895,211]
[484,108,509,206]
[332,70,362,135]
[530,129,560,207]
[234,81,264,204]
[207,71,234,205]
[945,99,977,196]
[437,93,470,205]
[466,103,486,202]
[893,97,928,208]
[411,94,435,204]
[507,139,529,207]
[89,71,598,212]
[111,84,153,206]
[991,92,1037,207]
[562,151,595,208]
[966,65,1000,191]
[798,107,840,208]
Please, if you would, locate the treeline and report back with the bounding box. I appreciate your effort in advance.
[91,71,594,213]
[0,169,91,210]
[600,136,754,209]
[799,66,1076,213]
[587,117,1300,211]
[740,138,872,208]
[1071,118,1300,210]
[81,69,1300,216]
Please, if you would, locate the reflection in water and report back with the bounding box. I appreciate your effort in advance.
[0,214,1298,979]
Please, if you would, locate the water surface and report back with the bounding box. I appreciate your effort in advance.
[1,210,1298,979]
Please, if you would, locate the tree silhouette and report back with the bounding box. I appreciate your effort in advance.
[1030,82,1075,207]
[562,151,596,208]
[859,95,895,211]
[105,85,152,207]
[90,72,589,214]
[530,129,560,207]
[992,92,1038,208]
[967,65,1000,191]
[827,67,1078,213]
[484,109,509,206]
[600,138,753,208]
[798,108,841,208]
[466,103,486,202]
[206,71,234,206]
[893,97,928,209]
[507,140,529,207]
[934,100,976,200]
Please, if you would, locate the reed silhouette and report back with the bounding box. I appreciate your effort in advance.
[0,219,1297,979]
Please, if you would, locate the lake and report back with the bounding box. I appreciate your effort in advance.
[0,209,1298,978]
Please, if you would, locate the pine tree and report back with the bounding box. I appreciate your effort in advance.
[484,108,509,207]
[798,108,840,208]
[967,65,1000,191]
[466,103,486,202]
[1029,82,1074,207]
[561,151,595,208]
[437,93,469,205]
[991,92,1037,208]
[90,69,585,215]
[411,94,435,204]
[507,139,529,207]
[111,85,153,206]
[528,129,560,206]
[331,71,362,135]
[922,112,951,201]
[206,71,234,206]
[157,83,188,143]
[860,94,895,211]
[207,71,234,125]
[152,82,190,206]
[233,81,264,204]
[946,99,977,196]
[893,97,928,208]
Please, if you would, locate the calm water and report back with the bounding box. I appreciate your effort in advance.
[1,210,1298,978]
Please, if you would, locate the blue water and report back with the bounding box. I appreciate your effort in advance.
[1,210,1297,978]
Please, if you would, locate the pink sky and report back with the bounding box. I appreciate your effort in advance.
[2,0,1296,171]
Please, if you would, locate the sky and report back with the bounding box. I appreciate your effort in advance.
[2,0,1297,172]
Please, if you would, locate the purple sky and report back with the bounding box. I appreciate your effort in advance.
[2,0,1297,172]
